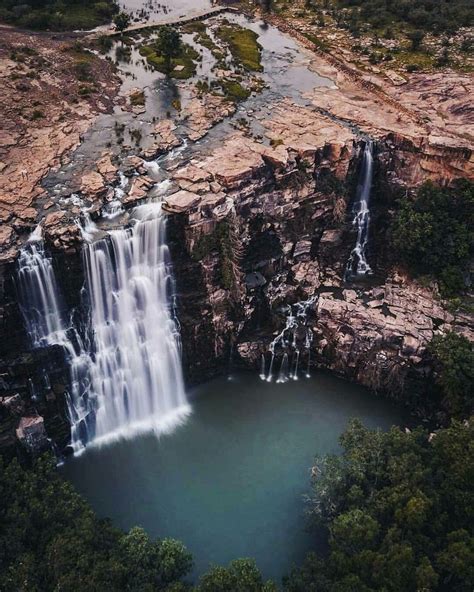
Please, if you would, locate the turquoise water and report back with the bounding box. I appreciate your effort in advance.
[61,371,402,583]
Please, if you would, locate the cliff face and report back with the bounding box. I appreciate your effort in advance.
[165,122,473,405]
[0,101,473,454]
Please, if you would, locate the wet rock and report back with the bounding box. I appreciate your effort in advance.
[80,171,106,198]
[16,415,49,454]
[122,176,153,206]
[96,153,117,182]
[1,394,25,416]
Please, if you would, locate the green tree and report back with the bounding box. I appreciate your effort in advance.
[196,558,276,592]
[155,26,182,74]
[392,180,474,296]
[285,419,474,592]
[429,332,474,419]
[113,11,130,34]
[408,30,425,51]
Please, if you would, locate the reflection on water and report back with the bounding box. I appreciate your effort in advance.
[62,371,402,583]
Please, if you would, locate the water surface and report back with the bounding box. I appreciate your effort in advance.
[62,371,402,583]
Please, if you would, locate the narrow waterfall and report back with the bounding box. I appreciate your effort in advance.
[262,295,317,382]
[82,202,190,447]
[17,237,68,348]
[16,233,94,452]
[345,140,374,278]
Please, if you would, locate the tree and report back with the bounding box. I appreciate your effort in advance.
[0,455,193,592]
[408,29,425,51]
[113,11,130,34]
[285,419,474,592]
[196,558,276,592]
[392,180,474,296]
[429,332,474,419]
[155,25,181,74]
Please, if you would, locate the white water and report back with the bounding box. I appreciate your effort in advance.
[262,295,316,383]
[346,141,374,278]
[17,238,68,347]
[81,202,190,448]
[16,235,94,452]
[17,203,190,453]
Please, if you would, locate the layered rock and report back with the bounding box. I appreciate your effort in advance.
[165,102,473,398]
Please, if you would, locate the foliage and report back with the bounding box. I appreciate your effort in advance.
[196,559,277,592]
[216,24,263,72]
[0,0,117,30]
[155,26,182,73]
[284,419,474,592]
[113,11,130,33]
[219,79,251,102]
[0,455,193,592]
[391,180,474,297]
[429,332,474,419]
[141,29,198,79]
[334,0,474,34]
[191,221,238,292]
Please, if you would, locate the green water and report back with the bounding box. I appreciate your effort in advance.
[61,371,402,583]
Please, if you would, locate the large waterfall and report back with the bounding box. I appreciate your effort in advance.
[345,140,374,278]
[16,203,190,454]
[80,203,190,448]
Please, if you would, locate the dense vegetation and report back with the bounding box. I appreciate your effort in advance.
[0,0,117,30]
[284,418,474,592]
[428,332,474,421]
[0,455,276,591]
[392,180,474,297]
[334,0,474,34]
[3,416,473,591]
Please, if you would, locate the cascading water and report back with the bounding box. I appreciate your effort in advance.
[17,196,190,453]
[261,295,317,383]
[16,230,94,453]
[81,202,190,447]
[345,140,374,278]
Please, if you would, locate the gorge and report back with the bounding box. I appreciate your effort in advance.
[0,0,473,587]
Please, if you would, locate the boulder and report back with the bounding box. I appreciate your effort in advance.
[16,416,49,454]
[163,190,201,213]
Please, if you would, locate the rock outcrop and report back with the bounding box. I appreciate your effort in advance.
[165,103,473,398]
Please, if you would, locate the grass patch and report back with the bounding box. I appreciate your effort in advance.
[140,42,199,79]
[215,23,263,72]
[182,21,224,60]
[219,79,251,102]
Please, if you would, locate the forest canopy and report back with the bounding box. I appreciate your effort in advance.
[335,0,474,34]
[0,0,117,30]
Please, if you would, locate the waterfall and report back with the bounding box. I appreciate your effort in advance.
[262,295,317,382]
[346,140,374,278]
[81,202,190,447]
[17,239,68,347]
[17,203,191,454]
[16,235,94,452]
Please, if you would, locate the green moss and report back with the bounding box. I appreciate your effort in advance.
[219,79,251,102]
[215,24,263,72]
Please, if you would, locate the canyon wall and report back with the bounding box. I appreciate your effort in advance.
[0,114,473,454]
